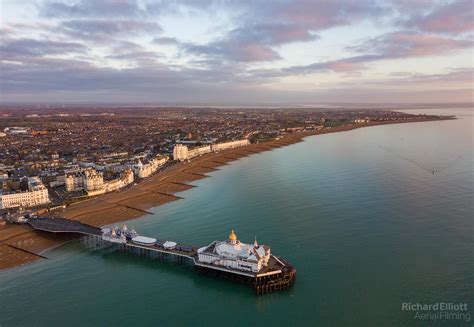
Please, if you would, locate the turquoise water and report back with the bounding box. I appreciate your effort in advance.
[0,109,472,326]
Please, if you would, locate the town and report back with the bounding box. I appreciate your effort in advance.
[0,106,444,217]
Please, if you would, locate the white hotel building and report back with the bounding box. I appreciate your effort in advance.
[173,139,250,161]
[132,155,168,179]
[104,168,134,193]
[172,144,191,161]
[65,167,104,192]
[0,177,50,209]
[211,139,250,152]
[173,144,212,161]
[64,167,134,195]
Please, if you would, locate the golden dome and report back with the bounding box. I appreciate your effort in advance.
[228,229,237,241]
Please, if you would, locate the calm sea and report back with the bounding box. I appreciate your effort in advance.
[0,109,472,327]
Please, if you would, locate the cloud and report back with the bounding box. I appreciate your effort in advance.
[2,0,472,103]
[349,31,472,58]
[0,38,88,60]
[105,51,165,66]
[1,57,471,104]
[0,55,250,94]
[281,55,379,75]
[183,40,282,62]
[347,67,474,88]
[403,0,474,35]
[182,22,319,62]
[40,0,147,18]
[306,68,474,103]
[152,36,180,46]
[254,31,472,76]
[259,0,385,29]
[60,19,162,39]
[228,23,318,46]
[182,1,385,62]
[395,68,474,85]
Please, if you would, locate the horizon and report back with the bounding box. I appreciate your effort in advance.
[0,101,472,110]
[1,0,473,104]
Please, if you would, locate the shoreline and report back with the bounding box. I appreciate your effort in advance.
[0,117,453,271]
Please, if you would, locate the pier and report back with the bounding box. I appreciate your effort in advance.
[26,217,296,294]
[27,217,102,236]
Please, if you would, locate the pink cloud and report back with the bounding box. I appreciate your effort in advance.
[324,60,366,73]
[352,31,472,58]
[406,0,474,34]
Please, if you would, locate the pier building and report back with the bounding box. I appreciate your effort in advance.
[197,230,270,273]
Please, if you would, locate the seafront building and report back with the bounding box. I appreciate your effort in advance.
[173,144,190,161]
[173,140,249,161]
[0,177,50,209]
[188,145,212,159]
[354,118,370,124]
[132,155,168,178]
[103,168,134,193]
[65,168,104,192]
[211,139,250,151]
[173,144,212,161]
[64,167,134,195]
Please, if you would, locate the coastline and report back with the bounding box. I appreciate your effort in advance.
[0,117,453,271]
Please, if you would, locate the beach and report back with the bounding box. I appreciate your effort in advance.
[0,117,452,271]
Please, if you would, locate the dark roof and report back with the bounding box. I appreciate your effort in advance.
[27,217,102,235]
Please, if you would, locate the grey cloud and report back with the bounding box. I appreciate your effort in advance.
[251,0,386,30]
[0,38,88,59]
[181,1,385,62]
[402,0,474,35]
[182,41,281,62]
[400,68,474,84]
[281,55,380,75]
[182,23,318,62]
[252,31,472,76]
[0,26,15,38]
[61,19,162,39]
[152,36,180,45]
[349,31,472,58]
[0,55,254,95]
[105,51,165,66]
[328,67,474,90]
[107,40,169,66]
[111,40,146,52]
[3,57,470,104]
[35,1,386,64]
[3,0,472,103]
[227,23,318,46]
[40,0,147,18]
[1,57,471,104]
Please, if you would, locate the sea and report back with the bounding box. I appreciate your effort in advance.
[0,108,472,327]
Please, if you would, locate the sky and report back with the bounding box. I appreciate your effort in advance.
[0,0,473,105]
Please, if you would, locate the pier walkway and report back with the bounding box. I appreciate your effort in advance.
[27,217,102,236]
